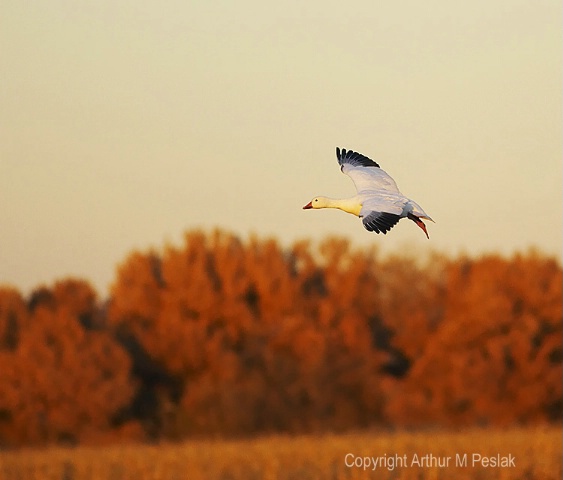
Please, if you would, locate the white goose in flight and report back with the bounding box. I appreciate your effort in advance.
[303,147,434,238]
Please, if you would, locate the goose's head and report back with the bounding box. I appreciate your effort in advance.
[303,196,330,209]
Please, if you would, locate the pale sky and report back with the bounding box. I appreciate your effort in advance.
[1,0,561,297]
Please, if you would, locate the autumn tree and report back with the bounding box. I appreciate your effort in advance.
[0,288,30,445]
[385,251,563,427]
[0,280,138,447]
[0,287,28,352]
[3,229,560,446]
[108,231,394,437]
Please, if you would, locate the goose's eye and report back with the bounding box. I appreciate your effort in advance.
[314,199,318,202]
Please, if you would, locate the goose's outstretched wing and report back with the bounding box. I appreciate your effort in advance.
[362,211,402,234]
[336,147,401,195]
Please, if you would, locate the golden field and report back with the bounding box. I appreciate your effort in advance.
[0,426,560,480]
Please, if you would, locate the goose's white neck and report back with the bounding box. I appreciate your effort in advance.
[322,196,362,216]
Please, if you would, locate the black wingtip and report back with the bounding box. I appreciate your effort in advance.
[336,147,380,169]
[362,212,401,235]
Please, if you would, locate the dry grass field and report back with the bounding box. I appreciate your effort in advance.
[0,427,560,480]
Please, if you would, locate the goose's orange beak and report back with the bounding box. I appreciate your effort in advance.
[303,202,313,209]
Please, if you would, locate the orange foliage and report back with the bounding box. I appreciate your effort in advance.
[0,288,29,351]
[0,280,136,447]
[0,230,561,447]
[385,251,562,427]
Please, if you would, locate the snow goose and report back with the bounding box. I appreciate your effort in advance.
[303,148,434,238]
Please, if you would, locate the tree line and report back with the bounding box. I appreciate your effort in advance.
[0,229,561,447]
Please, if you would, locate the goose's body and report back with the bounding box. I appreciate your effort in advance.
[303,148,434,238]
